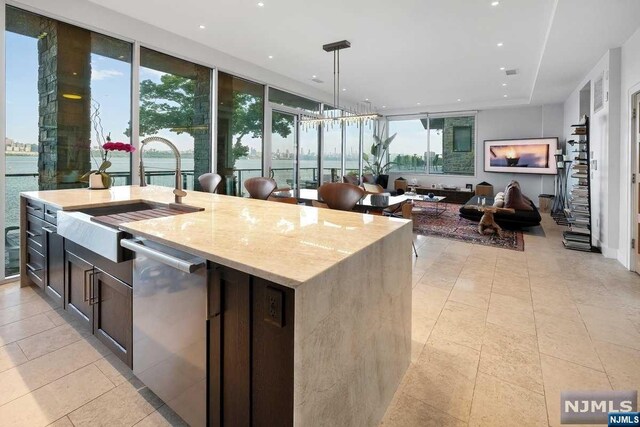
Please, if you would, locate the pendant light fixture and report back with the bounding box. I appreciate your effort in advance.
[300,40,379,129]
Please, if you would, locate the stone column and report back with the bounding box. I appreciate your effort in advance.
[192,66,212,191]
[37,20,91,190]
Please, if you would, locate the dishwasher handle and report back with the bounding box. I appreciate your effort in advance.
[121,239,205,273]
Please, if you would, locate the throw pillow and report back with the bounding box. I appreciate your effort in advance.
[504,183,533,211]
[493,191,505,208]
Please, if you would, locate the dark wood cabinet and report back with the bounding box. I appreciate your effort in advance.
[93,269,133,367]
[43,225,65,306]
[63,243,134,368]
[208,265,294,427]
[65,251,94,327]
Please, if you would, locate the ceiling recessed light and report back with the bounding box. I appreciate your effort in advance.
[312,75,317,78]
[502,83,507,86]
[72,72,77,76]
[491,1,499,6]
[342,88,346,91]
[382,105,386,108]
[257,2,264,6]
[417,102,421,105]
[500,67,505,71]
[268,55,273,59]
[503,94,508,98]
[199,25,206,29]
[497,42,504,47]
[364,98,369,101]
[457,98,461,102]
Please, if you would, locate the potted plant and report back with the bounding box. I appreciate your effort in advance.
[81,101,135,189]
[363,124,397,188]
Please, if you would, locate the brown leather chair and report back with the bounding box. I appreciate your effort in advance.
[342,175,359,186]
[198,173,222,193]
[244,177,277,200]
[268,196,298,204]
[317,183,365,211]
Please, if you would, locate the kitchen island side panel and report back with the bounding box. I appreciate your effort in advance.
[293,222,412,426]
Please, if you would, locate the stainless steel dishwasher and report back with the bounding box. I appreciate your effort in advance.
[121,238,207,427]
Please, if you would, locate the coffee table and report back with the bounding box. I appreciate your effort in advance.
[414,195,447,217]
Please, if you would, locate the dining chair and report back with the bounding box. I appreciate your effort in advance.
[198,173,222,193]
[400,201,419,257]
[268,196,298,204]
[244,177,277,200]
[317,183,365,211]
[311,200,329,209]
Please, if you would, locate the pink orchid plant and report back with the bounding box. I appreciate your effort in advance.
[81,100,136,188]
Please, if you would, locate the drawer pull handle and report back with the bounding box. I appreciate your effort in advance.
[26,230,41,238]
[26,263,43,273]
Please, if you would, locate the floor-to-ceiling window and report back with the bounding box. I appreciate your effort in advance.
[268,88,321,189]
[387,114,475,176]
[344,122,361,178]
[139,47,211,191]
[322,107,343,183]
[217,72,264,196]
[4,6,133,277]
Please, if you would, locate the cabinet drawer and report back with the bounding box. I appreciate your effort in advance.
[26,214,45,251]
[26,198,45,219]
[44,205,59,225]
[26,246,45,287]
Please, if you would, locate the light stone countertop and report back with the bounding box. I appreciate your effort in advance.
[21,185,411,288]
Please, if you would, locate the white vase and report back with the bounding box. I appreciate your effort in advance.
[89,173,105,189]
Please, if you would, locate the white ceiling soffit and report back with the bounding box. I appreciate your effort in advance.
[85,0,639,112]
[531,0,640,105]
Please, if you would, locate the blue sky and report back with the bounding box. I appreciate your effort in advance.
[6,31,196,152]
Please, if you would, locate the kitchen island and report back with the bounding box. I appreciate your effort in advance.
[20,185,412,427]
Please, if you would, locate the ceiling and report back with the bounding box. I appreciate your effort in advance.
[86,0,640,113]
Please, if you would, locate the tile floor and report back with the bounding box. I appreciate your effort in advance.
[0,214,638,426]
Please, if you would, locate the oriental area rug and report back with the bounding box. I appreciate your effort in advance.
[411,202,525,251]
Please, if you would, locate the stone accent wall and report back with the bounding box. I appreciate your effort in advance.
[37,20,91,190]
[442,116,475,175]
[192,66,212,191]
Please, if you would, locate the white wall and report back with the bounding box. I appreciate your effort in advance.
[563,49,622,256]
[387,103,564,203]
[618,27,640,269]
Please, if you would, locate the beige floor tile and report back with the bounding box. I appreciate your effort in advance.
[0,364,114,427]
[413,284,450,321]
[594,341,640,391]
[0,338,110,406]
[430,301,487,350]
[534,311,590,338]
[536,324,604,371]
[134,404,189,427]
[577,304,640,350]
[479,323,544,394]
[0,342,28,373]
[540,354,612,427]
[94,353,135,387]
[17,324,90,360]
[0,286,41,310]
[0,297,57,327]
[47,416,74,427]
[531,287,582,321]
[448,286,491,310]
[418,272,458,291]
[491,278,531,302]
[380,392,467,427]
[402,336,480,422]
[0,314,56,347]
[486,293,536,335]
[469,373,548,427]
[68,377,163,426]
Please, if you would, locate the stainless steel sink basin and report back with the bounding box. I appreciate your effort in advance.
[57,200,204,262]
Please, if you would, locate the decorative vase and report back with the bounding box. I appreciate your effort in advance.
[89,173,110,190]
